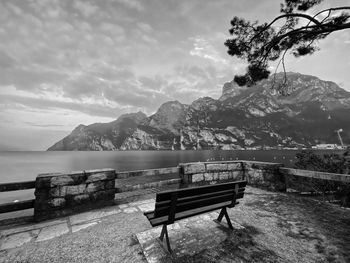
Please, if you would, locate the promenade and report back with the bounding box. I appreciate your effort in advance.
[1,186,349,263]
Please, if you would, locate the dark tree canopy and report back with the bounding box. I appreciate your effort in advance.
[225,0,350,90]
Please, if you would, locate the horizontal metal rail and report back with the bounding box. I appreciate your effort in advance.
[0,181,36,192]
[0,199,35,214]
[280,168,350,183]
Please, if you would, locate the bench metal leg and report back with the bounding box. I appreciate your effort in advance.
[215,207,233,230]
[159,224,172,253]
[217,207,225,221]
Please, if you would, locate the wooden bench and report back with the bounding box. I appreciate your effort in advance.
[144,180,247,253]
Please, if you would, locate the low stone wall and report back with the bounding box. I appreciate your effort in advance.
[31,161,350,222]
[115,167,179,179]
[179,161,245,186]
[179,161,286,191]
[244,161,285,191]
[34,169,115,222]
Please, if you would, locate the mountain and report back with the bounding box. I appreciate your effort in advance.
[48,72,350,151]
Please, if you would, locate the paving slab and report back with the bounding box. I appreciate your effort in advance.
[69,207,121,225]
[0,231,33,250]
[36,223,69,242]
[72,220,100,233]
[136,211,241,263]
[128,199,155,207]
[0,218,67,237]
[122,207,139,213]
[137,203,155,213]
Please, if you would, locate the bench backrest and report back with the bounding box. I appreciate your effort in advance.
[153,180,247,224]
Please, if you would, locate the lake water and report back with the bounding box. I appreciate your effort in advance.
[0,150,343,205]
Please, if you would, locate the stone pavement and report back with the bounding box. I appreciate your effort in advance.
[0,198,155,251]
[1,186,350,263]
[137,212,245,263]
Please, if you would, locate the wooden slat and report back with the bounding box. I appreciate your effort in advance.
[0,181,35,192]
[148,201,238,227]
[154,192,241,218]
[156,180,247,202]
[0,199,35,213]
[155,188,245,210]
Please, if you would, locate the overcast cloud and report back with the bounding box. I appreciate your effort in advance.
[0,0,349,150]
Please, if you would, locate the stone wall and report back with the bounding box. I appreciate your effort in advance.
[115,167,179,179]
[179,161,286,191]
[34,168,115,222]
[31,161,350,222]
[179,161,245,186]
[244,161,286,191]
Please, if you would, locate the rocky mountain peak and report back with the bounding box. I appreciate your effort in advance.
[191,97,217,111]
[72,124,86,133]
[48,72,350,151]
[115,111,147,124]
[147,100,187,134]
[219,80,248,101]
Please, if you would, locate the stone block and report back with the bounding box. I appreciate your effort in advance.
[227,163,242,171]
[50,175,75,187]
[65,184,86,195]
[206,163,227,172]
[212,172,220,181]
[183,163,206,174]
[86,171,115,183]
[86,181,105,193]
[72,194,90,205]
[218,172,229,180]
[204,173,213,181]
[49,186,65,197]
[248,169,264,184]
[90,189,115,202]
[104,180,115,190]
[231,171,243,180]
[192,173,204,183]
[48,198,66,208]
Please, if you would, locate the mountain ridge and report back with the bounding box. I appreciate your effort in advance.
[48,72,350,151]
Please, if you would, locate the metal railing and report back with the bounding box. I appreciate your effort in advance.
[0,181,36,214]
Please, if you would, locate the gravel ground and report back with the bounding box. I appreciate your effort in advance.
[174,188,350,263]
[1,186,350,263]
[0,212,148,263]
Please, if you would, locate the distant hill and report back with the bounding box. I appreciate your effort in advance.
[48,72,350,151]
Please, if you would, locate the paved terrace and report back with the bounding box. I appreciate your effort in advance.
[1,186,350,263]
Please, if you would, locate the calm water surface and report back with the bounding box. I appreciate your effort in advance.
[0,150,343,205]
[0,150,302,183]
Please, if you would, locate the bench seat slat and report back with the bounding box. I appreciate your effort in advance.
[154,192,244,218]
[146,200,239,227]
[155,180,247,202]
[155,187,245,209]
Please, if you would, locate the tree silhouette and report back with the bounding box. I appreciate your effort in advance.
[225,0,350,90]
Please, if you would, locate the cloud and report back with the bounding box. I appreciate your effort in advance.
[137,22,153,33]
[0,0,349,150]
[189,36,229,65]
[111,0,143,11]
[0,94,125,118]
[73,0,99,18]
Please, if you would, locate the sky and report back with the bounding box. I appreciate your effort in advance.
[0,0,349,150]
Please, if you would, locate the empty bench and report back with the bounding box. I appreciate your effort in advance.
[144,180,247,253]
